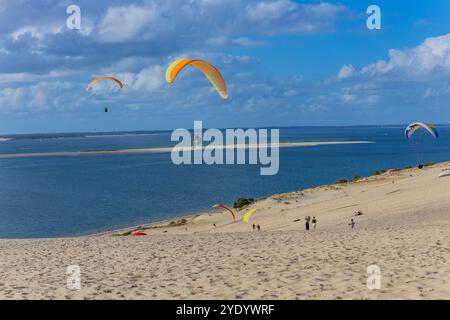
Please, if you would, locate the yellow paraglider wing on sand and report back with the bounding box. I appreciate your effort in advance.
[243,209,256,224]
[166,59,228,99]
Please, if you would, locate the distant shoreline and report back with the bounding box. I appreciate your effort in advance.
[0,141,373,159]
[1,124,450,139]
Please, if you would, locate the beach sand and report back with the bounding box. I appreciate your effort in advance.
[0,162,449,300]
[0,141,372,159]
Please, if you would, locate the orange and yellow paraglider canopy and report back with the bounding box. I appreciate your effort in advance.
[86,76,124,91]
[166,59,228,99]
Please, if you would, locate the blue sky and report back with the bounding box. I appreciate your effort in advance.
[0,0,450,134]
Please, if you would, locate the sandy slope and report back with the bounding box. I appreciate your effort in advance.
[0,162,449,300]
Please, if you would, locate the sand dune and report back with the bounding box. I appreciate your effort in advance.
[0,162,449,300]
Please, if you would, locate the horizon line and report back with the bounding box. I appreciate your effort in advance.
[2,123,450,138]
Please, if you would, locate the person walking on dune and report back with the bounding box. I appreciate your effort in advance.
[349,219,356,229]
[305,216,311,231]
[312,217,317,230]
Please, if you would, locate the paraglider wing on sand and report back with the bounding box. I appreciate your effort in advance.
[132,232,147,237]
[212,204,236,221]
[243,209,256,224]
[438,171,450,178]
[166,59,228,99]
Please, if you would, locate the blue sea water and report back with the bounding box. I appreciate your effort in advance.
[0,126,449,239]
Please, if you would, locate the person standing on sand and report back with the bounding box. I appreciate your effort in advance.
[349,219,356,229]
[305,216,311,231]
[312,217,317,230]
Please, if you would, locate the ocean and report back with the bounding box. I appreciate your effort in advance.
[0,126,449,239]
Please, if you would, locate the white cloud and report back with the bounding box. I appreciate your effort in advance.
[246,1,346,34]
[247,0,297,22]
[120,65,165,92]
[0,1,349,80]
[97,5,159,43]
[0,70,74,84]
[424,88,433,98]
[0,85,47,111]
[231,37,267,47]
[341,93,355,102]
[2,2,449,127]
[94,1,347,44]
[339,33,450,80]
[0,81,80,113]
[337,64,355,80]
[10,24,63,41]
[207,36,267,48]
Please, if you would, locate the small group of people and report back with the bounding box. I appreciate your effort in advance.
[252,224,261,231]
[302,215,356,230]
[304,216,317,231]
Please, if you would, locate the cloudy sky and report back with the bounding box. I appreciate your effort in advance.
[0,0,450,134]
